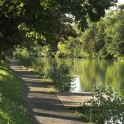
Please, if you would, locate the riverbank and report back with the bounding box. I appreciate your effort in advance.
[8,58,124,123]
[10,59,86,124]
[16,56,124,93]
[0,64,32,123]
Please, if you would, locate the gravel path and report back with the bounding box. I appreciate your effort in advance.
[10,59,86,124]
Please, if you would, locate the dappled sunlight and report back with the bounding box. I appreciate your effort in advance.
[0,67,19,85]
[10,59,85,123]
[0,67,10,77]
[0,70,9,76]
[56,92,93,108]
[0,65,32,124]
[28,87,54,92]
[21,74,39,78]
[22,77,42,82]
[10,66,28,71]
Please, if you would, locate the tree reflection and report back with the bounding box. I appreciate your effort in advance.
[33,58,124,95]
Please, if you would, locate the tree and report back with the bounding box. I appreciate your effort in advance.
[81,21,105,58]
[0,0,117,62]
[57,37,83,57]
[78,4,124,59]
[104,5,124,58]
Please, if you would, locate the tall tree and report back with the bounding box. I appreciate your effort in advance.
[104,5,124,58]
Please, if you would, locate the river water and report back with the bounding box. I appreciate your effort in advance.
[37,58,124,94]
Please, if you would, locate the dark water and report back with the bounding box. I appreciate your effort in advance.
[37,58,124,94]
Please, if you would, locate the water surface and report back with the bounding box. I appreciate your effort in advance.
[37,58,124,94]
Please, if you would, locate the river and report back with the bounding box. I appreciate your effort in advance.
[36,58,124,94]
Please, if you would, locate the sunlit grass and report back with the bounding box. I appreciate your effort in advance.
[0,66,32,124]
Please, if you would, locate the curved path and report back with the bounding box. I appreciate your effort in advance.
[10,59,86,124]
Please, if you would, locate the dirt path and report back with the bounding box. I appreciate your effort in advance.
[10,59,86,124]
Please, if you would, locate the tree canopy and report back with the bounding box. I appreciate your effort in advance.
[0,0,117,55]
[47,4,123,59]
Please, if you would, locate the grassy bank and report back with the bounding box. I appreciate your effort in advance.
[0,65,32,124]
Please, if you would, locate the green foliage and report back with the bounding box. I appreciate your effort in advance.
[0,66,32,124]
[14,47,33,66]
[71,5,124,59]
[0,0,117,57]
[31,59,45,77]
[56,37,84,58]
[87,86,124,124]
[20,48,29,58]
[14,46,51,78]
[104,9,124,58]
[19,48,33,66]
[80,21,106,59]
[48,63,75,92]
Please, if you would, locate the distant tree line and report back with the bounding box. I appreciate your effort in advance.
[56,5,124,59]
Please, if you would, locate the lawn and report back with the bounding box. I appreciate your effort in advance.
[0,65,32,124]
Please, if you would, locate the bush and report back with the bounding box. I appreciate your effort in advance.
[48,63,75,92]
[14,48,33,66]
[87,85,124,124]
[19,57,33,66]
[31,60,44,77]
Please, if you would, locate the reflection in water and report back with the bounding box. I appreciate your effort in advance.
[35,58,124,94]
[71,75,80,93]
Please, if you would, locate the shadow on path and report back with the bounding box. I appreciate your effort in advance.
[10,59,86,124]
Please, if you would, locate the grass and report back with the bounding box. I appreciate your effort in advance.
[0,65,32,124]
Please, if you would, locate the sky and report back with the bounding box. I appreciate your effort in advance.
[118,0,124,4]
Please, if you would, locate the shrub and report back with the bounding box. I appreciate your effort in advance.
[14,48,33,66]
[31,60,44,77]
[87,85,124,124]
[48,63,75,92]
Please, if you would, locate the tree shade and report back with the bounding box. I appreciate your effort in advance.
[0,0,117,59]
